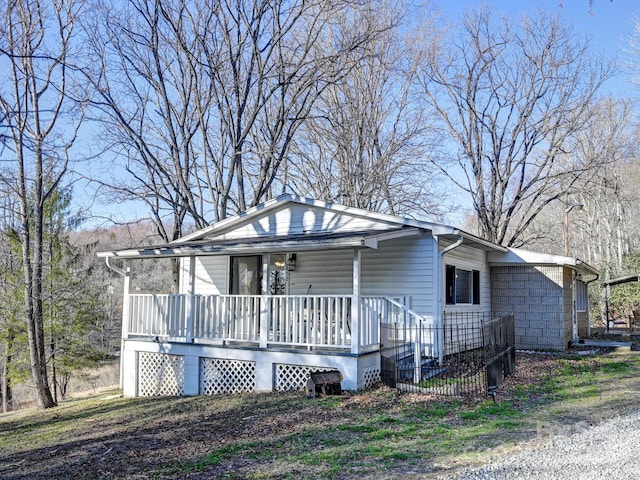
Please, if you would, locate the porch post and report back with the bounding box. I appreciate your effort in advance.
[351,248,361,355]
[185,256,196,343]
[120,259,132,389]
[414,320,422,384]
[259,256,269,348]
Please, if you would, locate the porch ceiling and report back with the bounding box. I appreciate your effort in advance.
[97,228,422,259]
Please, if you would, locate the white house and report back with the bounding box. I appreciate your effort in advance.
[98,195,598,397]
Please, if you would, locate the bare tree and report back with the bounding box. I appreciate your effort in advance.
[193,0,378,218]
[0,0,86,408]
[572,98,639,324]
[83,0,385,291]
[0,200,23,412]
[289,2,447,217]
[573,99,636,263]
[419,7,613,246]
[85,0,383,230]
[84,0,210,240]
[520,98,635,256]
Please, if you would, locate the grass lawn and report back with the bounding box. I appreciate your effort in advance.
[1,349,639,479]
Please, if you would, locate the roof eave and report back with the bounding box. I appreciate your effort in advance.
[487,248,599,276]
[97,231,408,259]
[601,274,640,287]
[432,227,508,253]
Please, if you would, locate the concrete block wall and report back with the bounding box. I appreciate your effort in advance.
[491,265,570,351]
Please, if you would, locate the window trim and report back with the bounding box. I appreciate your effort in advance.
[229,255,263,295]
[445,265,481,305]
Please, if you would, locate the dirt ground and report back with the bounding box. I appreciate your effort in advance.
[1,349,638,480]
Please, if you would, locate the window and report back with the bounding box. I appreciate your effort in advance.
[230,255,262,295]
[445,265,480,305]
[268,254,288,295]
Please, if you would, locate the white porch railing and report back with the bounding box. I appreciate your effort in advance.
[375,296,437,384]
[125,293,409,351]
[128,294,187,337]
[193,295,261,343]
[267,295,352,348]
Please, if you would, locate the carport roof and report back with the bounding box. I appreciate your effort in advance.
[487,247,599,277]
[601,274,640,287]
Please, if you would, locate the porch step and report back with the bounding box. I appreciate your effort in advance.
[396,356,444,381]
[381,344,427,363]
[422,366,447,379]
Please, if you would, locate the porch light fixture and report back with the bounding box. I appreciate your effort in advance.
[287,253,297,271]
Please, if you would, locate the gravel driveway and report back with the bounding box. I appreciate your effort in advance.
[439,409,640,480]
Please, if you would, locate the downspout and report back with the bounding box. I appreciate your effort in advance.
[435,235,463,364]
[105,256,126,276]
[584,273,600,338]
[103,256,130,391]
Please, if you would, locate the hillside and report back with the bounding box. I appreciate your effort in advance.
[2,350,639,479]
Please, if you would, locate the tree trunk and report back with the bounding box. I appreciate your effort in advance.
[51,337,58,405]
[1,0,82,409]
[23,246,56,409]
[1,338,13,413]
[20,147,56,409]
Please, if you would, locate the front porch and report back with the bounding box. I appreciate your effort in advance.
[125,293,417,354]
[119,293,433,396]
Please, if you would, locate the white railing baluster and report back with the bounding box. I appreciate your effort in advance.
[124,293,399,351]
[232,295,237,338]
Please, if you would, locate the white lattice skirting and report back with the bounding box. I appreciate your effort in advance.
[138,352,185,396]
[130,345,377,395]
[274,364,338,392]
[200,358,256,395]
[362,366,381,389]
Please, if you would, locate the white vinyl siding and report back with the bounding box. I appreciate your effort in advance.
[184,251,357,297]
[212,204,400,240]
[440,246,491,356]
[182,235,437,323]
[180,256,228,295]
[288,250,354,295]
[361,236,435,320]
[282,237,436,319]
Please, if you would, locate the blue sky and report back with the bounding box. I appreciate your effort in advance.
[74,1,640,228]
[437,0,639,94]
[439,0,637,53]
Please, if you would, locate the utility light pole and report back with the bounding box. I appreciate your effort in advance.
[564,204,584,256]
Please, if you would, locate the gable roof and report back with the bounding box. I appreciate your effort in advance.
[98,194,507,259]
[176,195,443,242]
